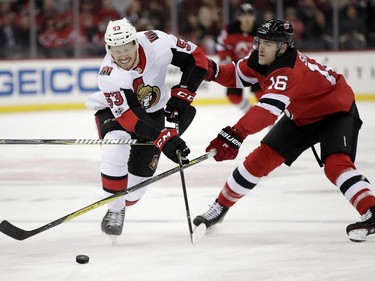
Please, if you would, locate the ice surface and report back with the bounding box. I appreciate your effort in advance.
[1,103,375,281]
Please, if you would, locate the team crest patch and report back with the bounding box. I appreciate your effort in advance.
[149,155,159,170]
[144,31,159,43]
[114,107,125,116]
[136,83,161,109]
[99,66,113,76]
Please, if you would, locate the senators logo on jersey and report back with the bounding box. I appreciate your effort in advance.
[136,84,161,109]
[133,77,161,109]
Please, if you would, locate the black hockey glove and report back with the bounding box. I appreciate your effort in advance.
[154,128,190,164]
[165,85,196,135]
[204,58,219,81]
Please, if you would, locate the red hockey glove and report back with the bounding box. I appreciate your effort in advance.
[206,126,244,162]
[165,86,196,134]
[204,58,219,81]
[154,128,190,164]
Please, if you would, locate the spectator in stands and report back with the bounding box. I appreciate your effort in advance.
[88,17,109,56]
[148,1,168,31]
[195,5,221,54]
[301,9,333,51]
[0,1,13,21]
[58,10,87,56]
[14,9,32,57]
[80,0,105,56]
[38,17,66,57]
[110,0,132,18]
[285,7,304,43]
[35,0,61,31]
[97,0,120,22]
[124,0,142,26]
[366,0,375,47]
[260,9,275,22]
[296,0,317,24]
[182,12,201,43]
[339,4,367,50]
[0,12,28,59]
[2,0,375,59]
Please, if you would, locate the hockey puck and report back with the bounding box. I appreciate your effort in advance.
[76,254,89,264]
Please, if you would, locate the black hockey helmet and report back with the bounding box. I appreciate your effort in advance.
[256,19,294,48]
[239,3,255,14]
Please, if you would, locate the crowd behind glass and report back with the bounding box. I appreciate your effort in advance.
[0,0,374,59]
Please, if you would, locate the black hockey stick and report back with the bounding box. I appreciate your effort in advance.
[0,139,152,145]
[174,113,194,244]
[0,151,216,241]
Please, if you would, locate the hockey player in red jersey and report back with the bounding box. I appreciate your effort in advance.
[216,3,263,112]
[86,18,207,239]
[193,19,375,242]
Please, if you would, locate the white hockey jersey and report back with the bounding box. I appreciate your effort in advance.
[86,30,204,120]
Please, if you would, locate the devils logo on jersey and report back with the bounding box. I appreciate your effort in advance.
[234,41,253,60]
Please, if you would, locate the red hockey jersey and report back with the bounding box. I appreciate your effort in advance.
[215,48,355,136]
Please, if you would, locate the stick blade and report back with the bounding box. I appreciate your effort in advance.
[191,224,207,244]
[0,220,30,241]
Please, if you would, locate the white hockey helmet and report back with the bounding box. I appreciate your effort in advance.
[105,18,137,53]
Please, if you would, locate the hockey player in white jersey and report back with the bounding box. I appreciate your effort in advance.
[86,18,207,240]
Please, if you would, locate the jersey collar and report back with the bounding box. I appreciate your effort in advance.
[132,45,146,74]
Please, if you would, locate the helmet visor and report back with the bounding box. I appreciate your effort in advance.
[253,36,260,50]
[110,42,137,57]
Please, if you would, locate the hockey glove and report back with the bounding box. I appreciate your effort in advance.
[165,86,197,134]
[204,58,219,81]
[154,128,190,164]
[206,126,244,162]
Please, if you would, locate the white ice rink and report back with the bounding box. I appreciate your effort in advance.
[1,103,375,281]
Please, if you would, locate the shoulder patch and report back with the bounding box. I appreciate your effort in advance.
[99,66,113,76]
[144,31,159,43]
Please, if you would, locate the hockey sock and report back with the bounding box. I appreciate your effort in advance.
[125,199,140,207]
[101,173,128,212]
[336,170,375,214]
[325,153,375,215]
[217,163,259,207]
[218,144,284,207]
[101,173,128,193]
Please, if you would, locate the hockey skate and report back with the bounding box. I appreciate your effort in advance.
[193,200,229,229]
[101,208,125,245]
[346,206,375,242]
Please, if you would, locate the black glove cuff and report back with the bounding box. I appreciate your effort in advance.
[218,127,243,149]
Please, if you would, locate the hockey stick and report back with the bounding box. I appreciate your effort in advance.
[174,113,195,244]
[0,139,152,145]
[0,151,216,241]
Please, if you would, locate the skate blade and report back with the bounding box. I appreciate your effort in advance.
[348,229,368,242]
[192,224,207,244]
[108,235,119,246]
